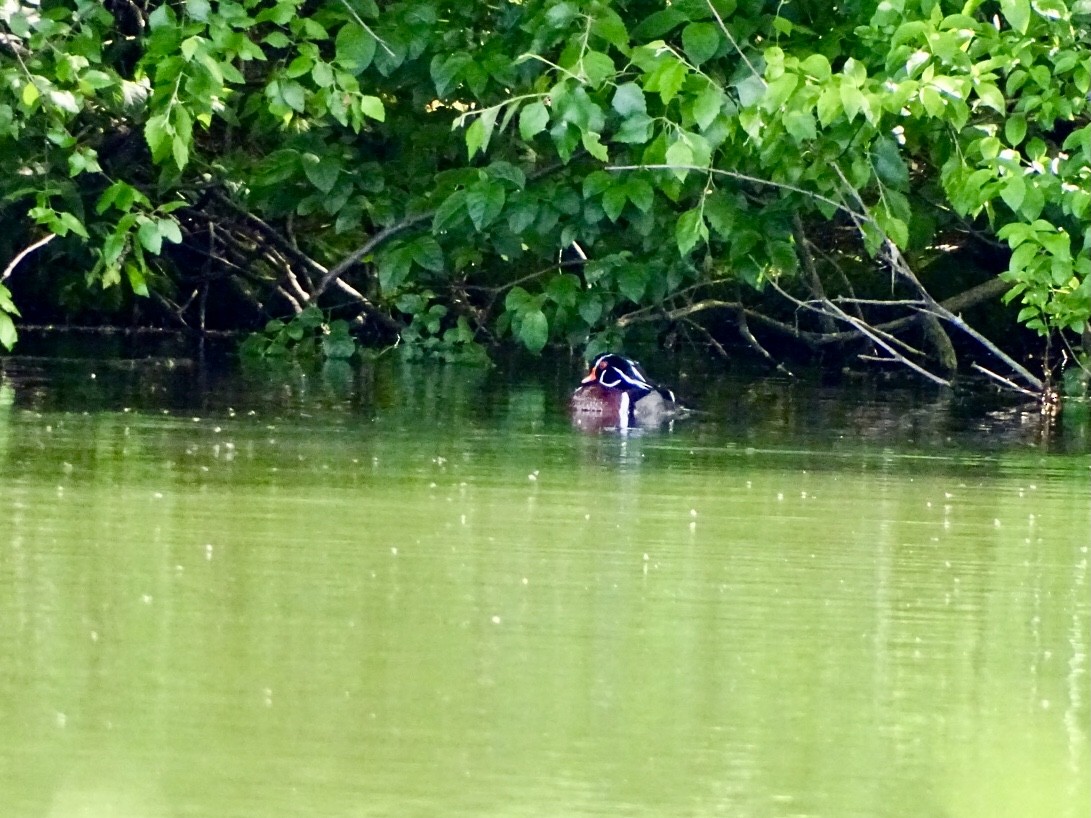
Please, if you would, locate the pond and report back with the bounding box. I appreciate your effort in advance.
[1,347,1087,818]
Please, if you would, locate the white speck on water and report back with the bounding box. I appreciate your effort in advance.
[522,577,528,585]
[584,513,591,520]
[460,514,467,525]
[90,373,96,379]
[993,519,1001,527]
[1040,699,1051,709]
[263,688,273,707]
[153,492,163,499]
[944,492,954,499]
[746,481,752,489]
[192,417,201,422]
[142,594,153,604]
[926,501,932,508]
[800,491,808,499]
[90,630,98,642]
[491,615,501,625]
[528,470,539,481]
[689,521,696,532]
[390,547,398,556]
[56,712,67,728]
[205,544,214,560]
[777,492,784,501]
[429,482,437,488]
[690,508,697,517]
[213,426,222,433]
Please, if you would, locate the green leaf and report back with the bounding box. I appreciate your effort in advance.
[840,84,865,122]
[465,107,497,159]
[517,309,549,353]
[783,109,816,142]
[612,83,646,116]
[581,50,614,88]
[615,113,653,144]
[465,182,505,231]
[602,186,628,222]
[975,82,1005,114]
[281,81,306,112]
[800,54,831,82]
[433,189,467,232]
[618,265,648,303]
[144,114,172,162]
[519,101,549,139]
[359,95,385,122]
[591,10,629,49]
[581,131,609,161]
[634,9,687,39]
[172,135,189,170]
[185,0,211,21]
[675,208,706,255]
[816,85,841,126]
[302,153,341,193]
[625,178,655,213]
[488,161,526,189]
[704,192,735,238]
[335,24,376,74]
[1004,114,1027,146]
[410,236,444,272]
[56,212,89,239]
[126,263,150,297]
[430,52,471,97]
[872,137,908,188]
[0,311,16,351]
[159,217,183,244]
[21,82,40,107]
[1000,0,1030,34]
[682,23,720,66]
[665,139,694,180]
[578,293,603,326]
[138,219,162,254]
[692,85,723,131]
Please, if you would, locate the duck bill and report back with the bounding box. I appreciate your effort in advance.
[580,368,597,384]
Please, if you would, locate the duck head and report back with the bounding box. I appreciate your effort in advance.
[581,353,677,402]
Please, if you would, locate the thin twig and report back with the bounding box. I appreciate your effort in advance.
[680,316,730,359]
[2,233,56,282]
[335,0,395,57]
[971,362,1041,398]
[312,212,434,297]
[705,0,764,84]
[735,307,794,376]
[608,164,868,222]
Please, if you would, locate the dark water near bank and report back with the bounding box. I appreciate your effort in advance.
[1,349,1087,818]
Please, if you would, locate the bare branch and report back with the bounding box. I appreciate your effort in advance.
[2,233,57,282]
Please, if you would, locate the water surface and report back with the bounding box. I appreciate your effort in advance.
[1,353,1087,818]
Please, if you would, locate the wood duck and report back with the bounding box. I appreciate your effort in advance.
[570,353,683,430]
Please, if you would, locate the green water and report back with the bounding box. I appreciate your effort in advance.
[1,354,1087,818]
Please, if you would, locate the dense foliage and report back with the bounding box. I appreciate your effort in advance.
[1,0,1088,397]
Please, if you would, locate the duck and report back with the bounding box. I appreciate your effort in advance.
[570,353,684,429]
